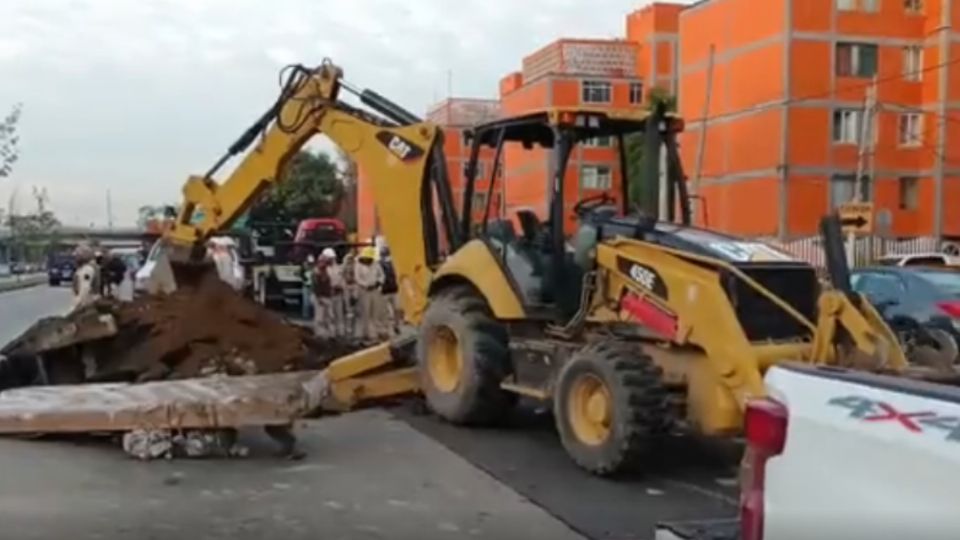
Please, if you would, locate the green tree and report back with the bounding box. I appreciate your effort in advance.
[6,185,60,261]
[0,103,22,179]
[248,149,344,223]
[625,88,678,211]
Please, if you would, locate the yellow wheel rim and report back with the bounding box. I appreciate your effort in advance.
[568,373,612,446]
[427,326,463,393]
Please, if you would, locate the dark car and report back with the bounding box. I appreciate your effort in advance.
[47,254,76,286]
[851,266,960,360]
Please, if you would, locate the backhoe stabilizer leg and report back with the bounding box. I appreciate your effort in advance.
[320,335,420,412]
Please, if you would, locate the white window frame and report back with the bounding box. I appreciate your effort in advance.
[902,45,923,81]
[898,112,923,147]
[837,0,856,10]
[583,136,614,148]
[581,80,612,104]
[830,174,872,209]
[629,82,644,105]
[862,0,880,12]
[833,109,862,144]
[905,0,923,14]
[581,165,612,190]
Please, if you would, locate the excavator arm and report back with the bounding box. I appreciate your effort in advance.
[154,61,460,322]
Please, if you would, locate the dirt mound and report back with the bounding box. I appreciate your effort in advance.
[95,271,310,382]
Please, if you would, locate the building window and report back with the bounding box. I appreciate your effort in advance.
[833,109,862,144]
[583,136,614,148]
[898,113,923,146]
[862,0,879,12]
[899,176,919,210]
[905,0,923,13]
[472,192,488,211]
[836,0,856,10]
[830,174,872,209]
[903,45,923,81]
[462,161,486,181]
[581,165,612,190]
[581,80,612,104]
[836,42,878,78]
[629,82,644,105]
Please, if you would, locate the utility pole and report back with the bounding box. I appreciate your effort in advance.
[692,44,716,223]
[106,189,114,230]
[846,75,878,267]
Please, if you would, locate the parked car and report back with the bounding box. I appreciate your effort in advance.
[876,252,960,267]
[46,254,77,286]
[850,267,960,363]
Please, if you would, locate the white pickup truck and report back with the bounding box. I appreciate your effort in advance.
[656,364,960,540]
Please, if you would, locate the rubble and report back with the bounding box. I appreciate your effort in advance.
[0,268,373,457]
[0,270,349,390]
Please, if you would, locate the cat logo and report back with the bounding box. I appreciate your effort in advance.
[375,131,425,162]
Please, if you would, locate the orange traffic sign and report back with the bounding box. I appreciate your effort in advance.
[838,202,874,235]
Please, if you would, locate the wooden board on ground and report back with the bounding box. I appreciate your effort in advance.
[0,371,328,434]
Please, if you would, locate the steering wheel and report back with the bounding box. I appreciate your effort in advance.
[573,192,616,217]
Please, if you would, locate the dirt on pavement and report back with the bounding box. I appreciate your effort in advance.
[1,268,361,389]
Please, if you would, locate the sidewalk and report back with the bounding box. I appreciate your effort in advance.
[0,273,46,293]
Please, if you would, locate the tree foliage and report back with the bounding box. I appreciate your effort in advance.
[248,150,344,224]
[625,88,678,211]
[0,103,22,179]
[5,185,60,260]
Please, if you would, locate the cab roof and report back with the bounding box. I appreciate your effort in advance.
[464,107,684,148]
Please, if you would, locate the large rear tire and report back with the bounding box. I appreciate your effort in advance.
[554,341,671,476]
[416,286,515,425]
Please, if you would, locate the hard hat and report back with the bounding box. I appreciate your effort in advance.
[360,246,377,260]
[321,248,337,260]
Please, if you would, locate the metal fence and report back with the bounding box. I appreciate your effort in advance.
[764,235,941,269]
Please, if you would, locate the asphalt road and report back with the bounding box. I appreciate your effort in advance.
[0,286,738,539]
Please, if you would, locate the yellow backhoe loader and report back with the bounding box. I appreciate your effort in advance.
[146,60,951,475]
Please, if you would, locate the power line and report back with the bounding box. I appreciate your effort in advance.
[688,54,960,125]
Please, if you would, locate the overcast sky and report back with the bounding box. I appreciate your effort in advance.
[0,0,685,227]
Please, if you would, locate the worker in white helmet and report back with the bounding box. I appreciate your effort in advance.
[321,248,347,338]
[71,245,101,311]
[353,246,384,342]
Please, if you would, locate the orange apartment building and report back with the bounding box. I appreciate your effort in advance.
[678,0,960,239]
[358,0,957,243]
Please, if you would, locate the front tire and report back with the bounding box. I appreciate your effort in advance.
[554,341,670,476]
[416,286,515,425]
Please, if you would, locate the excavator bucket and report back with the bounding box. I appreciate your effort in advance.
[143,239,218,295]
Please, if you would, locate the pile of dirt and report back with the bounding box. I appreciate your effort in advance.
[93,271,313,382]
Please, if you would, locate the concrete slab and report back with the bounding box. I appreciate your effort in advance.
[0,410,585,540]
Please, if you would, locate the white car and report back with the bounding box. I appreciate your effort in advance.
[135,237,244,293]
[877,252,960,267]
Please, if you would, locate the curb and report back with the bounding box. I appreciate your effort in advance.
[0,276,47,294]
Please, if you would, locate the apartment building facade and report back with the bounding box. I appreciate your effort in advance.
[678,0,960,239]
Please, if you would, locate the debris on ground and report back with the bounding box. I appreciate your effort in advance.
[0,270,360,390]
[0,268,376,458]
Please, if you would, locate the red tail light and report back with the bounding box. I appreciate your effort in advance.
[937,301,960,318]
[740,398,788,540]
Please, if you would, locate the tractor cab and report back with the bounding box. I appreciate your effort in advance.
[459,106,687,320]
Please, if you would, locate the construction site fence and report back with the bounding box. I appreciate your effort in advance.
[764,235,943,269]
